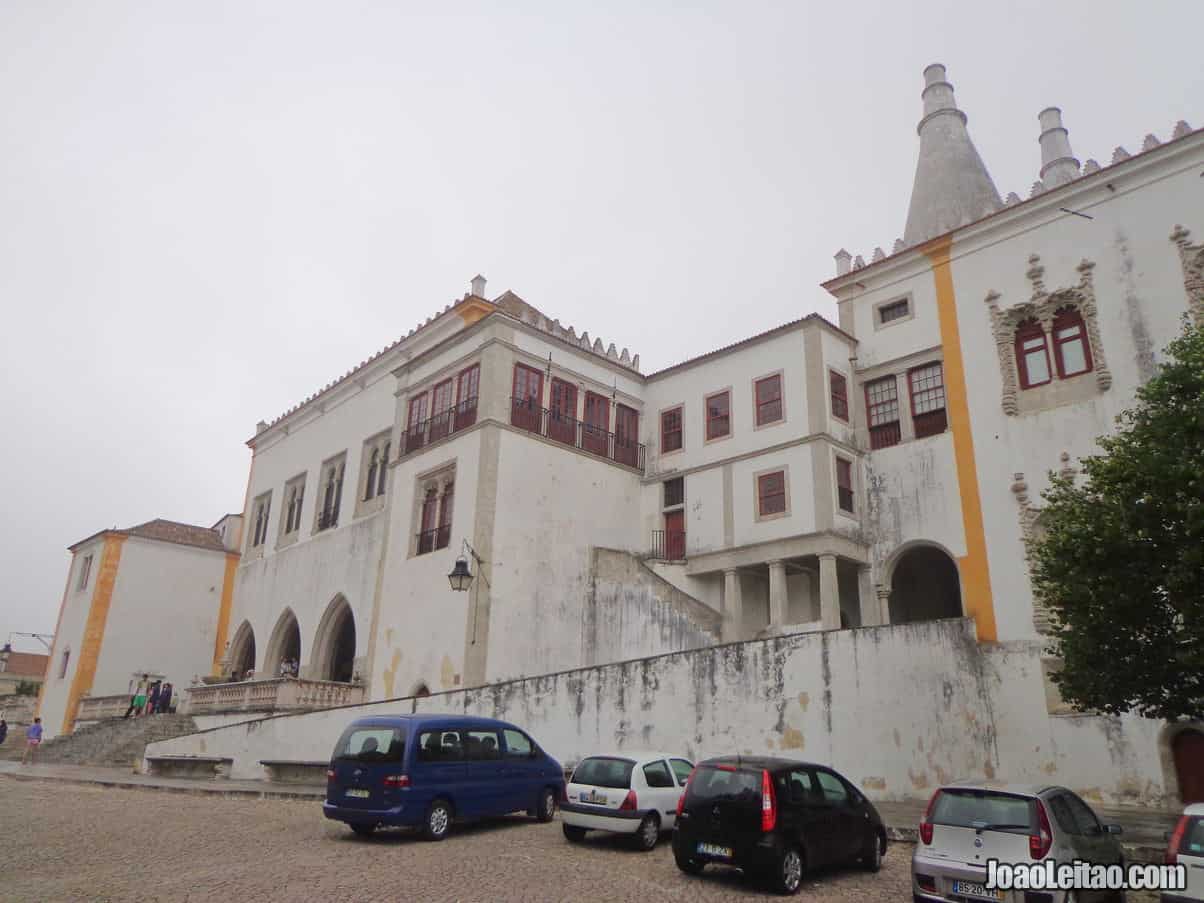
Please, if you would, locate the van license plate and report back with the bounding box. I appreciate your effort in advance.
[951,881,1002,901]
[697,842,732,858]
[345,788,370,799]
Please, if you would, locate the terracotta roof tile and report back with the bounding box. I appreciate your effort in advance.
[122,519,226,553]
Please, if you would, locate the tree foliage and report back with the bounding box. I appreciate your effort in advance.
[1030,317,1204,721]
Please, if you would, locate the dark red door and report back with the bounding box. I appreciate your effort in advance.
[664,510,685,560]
[1173,729,1204,804]
[614,404,639,467]
[549,378,578,446]
[511,364,544,432]
[583,392,609,456]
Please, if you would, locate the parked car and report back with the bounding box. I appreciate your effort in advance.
[322,714,565,840]
[1164,803,1204,903]
[561,751,694,850]
[671,756,886,895]
[913,781,1125,903]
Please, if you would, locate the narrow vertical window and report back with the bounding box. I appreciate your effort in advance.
[417,487,439,554]
[1052,307,1093,378]
[865,376,901,449]
[614,404,639,467]
[59,648,71,679]
[705,391,730,440]
[549,377,578,445]
[908,362,948,438]
[456,364,480,429]
[437,482,454,550]
[364,451,379,501]
[829,371,849,422]
[757,471,787,517]
[511,363,544,432]
[1015,319,1052,389]
[754,375,783,426]
[836,457,854,513]
[429,379,455,442]
[582,391,610,456]
[660,406,683,453]
[376,442,389,497]
[77,554,93,590]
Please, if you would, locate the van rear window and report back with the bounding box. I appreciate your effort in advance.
[572,757,635,789]
[931,790,1036,834]
[334,726,405,763]
[686,766,761,803]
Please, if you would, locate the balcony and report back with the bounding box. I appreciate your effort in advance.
[649,530,687,561]
[181,677,365,716]
[510,397,645,472]
[403,398,478,457]
[416,524,451,555]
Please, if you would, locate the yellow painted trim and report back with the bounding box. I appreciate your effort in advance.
[456,298,493,327]
[211,552,240,675]
[61,534,126,733]
[921,236,998,642]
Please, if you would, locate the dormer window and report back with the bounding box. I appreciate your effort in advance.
[1015,319,1052,389]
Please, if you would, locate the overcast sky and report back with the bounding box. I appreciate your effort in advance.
[2,1,1201,650]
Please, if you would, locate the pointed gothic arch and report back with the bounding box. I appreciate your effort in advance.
[227,620,256,678]
[310,595,356,683]
[264,608,301,678]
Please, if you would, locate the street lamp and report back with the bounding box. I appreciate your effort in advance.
[447,539,490,593]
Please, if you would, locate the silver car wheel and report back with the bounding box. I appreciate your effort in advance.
[429,806,449,836]
[638,815,659,850]
[782,849,802,892]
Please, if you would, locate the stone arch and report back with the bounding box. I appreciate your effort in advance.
[883,541,963,625]
[264,608,301,679]
[227,621,256,678]
[310,595,356,683]
[1159,722,1204,805]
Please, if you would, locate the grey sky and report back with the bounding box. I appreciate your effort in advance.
[2,1,1201,650]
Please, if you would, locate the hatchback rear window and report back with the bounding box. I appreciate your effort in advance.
[1183,818,1204,856]
[931,789,1036,834]
[572,757,635,789]
[686,766,761,803]
[334,726,405,763]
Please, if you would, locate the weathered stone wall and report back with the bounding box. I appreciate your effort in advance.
[145,617,1170,807]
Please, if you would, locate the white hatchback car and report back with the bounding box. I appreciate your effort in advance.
[561,752,694,850]
[1164,803,1204,902]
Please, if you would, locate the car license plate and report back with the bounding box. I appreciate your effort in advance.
[345,788,371,799]
[697,842,733,858]
[951,880,1002,901]
[581,789,607,804]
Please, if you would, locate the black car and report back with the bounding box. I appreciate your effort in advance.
[671,756,886,895]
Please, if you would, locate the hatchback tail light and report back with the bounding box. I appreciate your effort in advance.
[676,772,693,817]
[1030,800,1053,859]
[619,790,638,811]
[760,769,776,833]
[1166,815,1190,865]
[326,769,336,780]
[919,789,940,845]
[383,774,410,788]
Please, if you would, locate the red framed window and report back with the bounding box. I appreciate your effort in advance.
[614,404,639,467]
[429,378,455,441]
[436,482,453,550]
[829,371,849,422]
[406,392,430,453]
[417,487,439,554]
[455,364,479,429]
[582,391,610,456]
[1051,307,1093,378]
[754,374,783,426]
[407,393,429,429]
[836,457,854,513]
[865,376,901,449]
[511,363,544,431]
[660,406,683,453]
[757,470,787,517]
[908,362,948,438]
[1015,319,1052,389]
[705,391,730,440]
[549,377,578,445]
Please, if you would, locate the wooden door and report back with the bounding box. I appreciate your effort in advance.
[663,510,685,560]
[582,392,609,456]
[549,378,578,446]
[511,364,544,432]
[1173,729,1204,804]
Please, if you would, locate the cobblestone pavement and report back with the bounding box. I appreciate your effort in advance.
[1,779,910,902]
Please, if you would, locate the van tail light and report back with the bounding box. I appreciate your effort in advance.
[760,769,777,833]
[919,789,940,845]
[326,769,336,780]
[383,774,410,788]
[1030,800,1053,859]
[1166,815,1190,865]
[619,790,638,811]
[676,772,693,817]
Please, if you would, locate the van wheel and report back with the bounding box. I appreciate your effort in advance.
[536,787,557,822]
[634,814,660,850]
[674,853,704,875]
[563,824,587,842]
[350,823,376,838]
[769,846,804,895]
[861,830,883,871]
[423,799,452,841]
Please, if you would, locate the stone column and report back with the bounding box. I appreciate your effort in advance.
[819,554,841,630]
[857,565,879,627]
[723,568,744,642]
[767,560,788,630]
[876,584,892,626]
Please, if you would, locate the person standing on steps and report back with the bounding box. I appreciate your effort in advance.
[146,680,161,716]
[20,717,43,764]
[157,682,172,714]
[0,717,8,746]
[124,674,149,718]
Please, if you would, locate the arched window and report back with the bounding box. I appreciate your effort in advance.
[1014,319,1052,389]
[285,487,298,532]
[1051,307,1093,378]
[364,450,379,501]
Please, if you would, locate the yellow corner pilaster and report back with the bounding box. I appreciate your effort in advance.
[61,533,126,733]
[922,236,998,642]
[211,552,240,675]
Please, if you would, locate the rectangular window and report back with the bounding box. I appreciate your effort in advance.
[614,404,639,467]
[829,371,849,422]
[511,363,544,432]
[417,487,439,555]
[417,730,465,763]
[502,729,533,758]
[660,406,683,453]
[549,377,578,446]
[705,390,730,440]
[754,374,783,426]
[663,477,684,508]
[77,554,93,590]
[582,391,609,456]
[436,481,453,550]
[429,379,455,442]
[836,457,854,513]
[878,298,910,324]
[757,470,787,517]
[405,392,430,453]
[282,473,307,537]
[316,455,345,532]
[865,376,901,449]
[250,492,272,548]
[908,362,948,438]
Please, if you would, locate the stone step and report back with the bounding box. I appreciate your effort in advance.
[35,716,199,767]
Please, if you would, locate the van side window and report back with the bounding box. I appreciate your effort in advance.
[418,730,465,762]
[812,770,849,805]
[643,760,674,788]
[464,730,501,761]
[502,729,533,758]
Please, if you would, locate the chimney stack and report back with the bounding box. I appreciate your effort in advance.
[1038,107,1080,188]
[834,249,852,276]
[470,274,487,298]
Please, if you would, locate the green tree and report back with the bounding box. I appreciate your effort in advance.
[1031,316,1204,721]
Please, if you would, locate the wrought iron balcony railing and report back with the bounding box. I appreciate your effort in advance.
[649,530,687,561]
[403,397,479,457]
[509,397,645,472]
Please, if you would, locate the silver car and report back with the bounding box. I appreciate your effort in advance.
[912,781,1125,903]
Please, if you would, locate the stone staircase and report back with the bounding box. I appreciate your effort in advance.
[1,715,199,767]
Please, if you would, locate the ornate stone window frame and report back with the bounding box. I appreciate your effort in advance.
[985,255,1112,416]
[1170,224,1204,324]
[1010,452,1077,635]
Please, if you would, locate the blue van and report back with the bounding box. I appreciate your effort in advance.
[322,714,565,840]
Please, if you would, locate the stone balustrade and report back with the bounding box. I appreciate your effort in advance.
[182,678,365,716]
[76,694,132,722]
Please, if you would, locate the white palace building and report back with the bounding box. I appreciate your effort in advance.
[38,65,1204,808]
